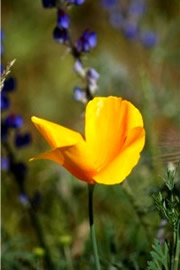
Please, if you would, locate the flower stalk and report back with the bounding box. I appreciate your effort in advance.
[88,184,101,270]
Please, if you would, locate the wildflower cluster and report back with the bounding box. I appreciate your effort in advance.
[42,0,99,103]
[102,0,158,48]
[0,33,43,207]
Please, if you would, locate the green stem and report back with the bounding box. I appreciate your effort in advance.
[88,184,101,270]
[173,220,180,270]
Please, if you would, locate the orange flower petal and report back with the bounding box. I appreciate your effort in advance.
[31,116,81,149]
[30,141,97,184]
[85,96,144,171]
[93,127,145,185]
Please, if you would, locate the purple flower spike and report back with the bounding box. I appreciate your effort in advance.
[42,0,56,8]
[57,9,70,29]
[5,114,24,128]
[15,133,32,148]
[141,31,158,48]
[53,26,68,43]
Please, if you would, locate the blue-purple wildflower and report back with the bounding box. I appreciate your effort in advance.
[102,0,158,49]
[2,77,16,92]
[1,157,9,171]
[67,0,85,5]
[57,9,70,29]
[53,26,68,43]
[76,30,97,52]
[123,22,138,40]
[41,0,98,103]
[15,133,32,148]
[5,114,24,129]
[1,93,10,111]
[74,60,85,77]
[73,87,87,103]
[19,193,29,206]
[141,31,157,48]
[128,1,146,17]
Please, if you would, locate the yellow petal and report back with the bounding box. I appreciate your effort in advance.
[31,116,82,149]
[30,141,97,184]
[85,96,144,171]
[93,127,145,185]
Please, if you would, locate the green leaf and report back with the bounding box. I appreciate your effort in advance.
[147,239,169,270]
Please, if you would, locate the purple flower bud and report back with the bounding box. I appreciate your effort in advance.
[123,22,138,40]
[67,0,85,5]
[76,30,97,52]
[102,0,117,9]
[88,32,97,48]
[57,9,70,29]
[141,31,158,48]
[15,132,32,148]
[2,77,16,93]
[87,68,99,81]
[128,1,146,17]
[74,60,85,77]
[1,93,10,111]
[42,0,56,8]
[5,114,24,128]
[1,157,9,171]
[19,193,29,206]
[88,80,98,94]
[53,26,68,43]
[73,87,87,103]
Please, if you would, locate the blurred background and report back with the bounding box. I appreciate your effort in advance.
[1,0,180,269]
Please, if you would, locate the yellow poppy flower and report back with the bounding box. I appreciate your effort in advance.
[30,96,145,185]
